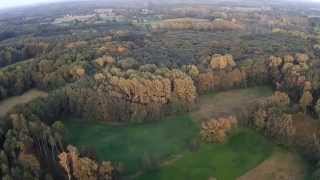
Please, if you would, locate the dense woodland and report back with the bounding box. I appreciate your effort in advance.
[2,0,320,179]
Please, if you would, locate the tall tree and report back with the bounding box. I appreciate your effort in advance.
[300,90,313,113]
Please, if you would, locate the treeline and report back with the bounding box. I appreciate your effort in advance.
[0,61,34,100]
[0,87,121,179]
[0,42,49,68]
[0,66,198,179]
[0,30,148,100]
[0,37,101,100]
[11,65,197,123]
[3,31,308,101]
[152,18,244,31]
[185,54,270,93]
[242,90,320,180]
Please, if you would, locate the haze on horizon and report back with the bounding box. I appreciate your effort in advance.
[1,0,320,10]
[0,0,68,9]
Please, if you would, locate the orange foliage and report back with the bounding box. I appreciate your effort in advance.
[58,145,114,180]
[153,18,243,31]
[200,116,238,143]
[210,54,236,70]
[271,91,290,107]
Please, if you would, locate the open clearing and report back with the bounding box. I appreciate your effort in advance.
[238,148,307,180]
[64,115,199,175]
[64,86,308,179]
[192,86,273,121]
[138,128,273,180]
[65,119,273,179]
[0,89,48,117]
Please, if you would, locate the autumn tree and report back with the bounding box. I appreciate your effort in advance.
[300,90,313,113]
[316,99,320,118]
[200,116,238,143]
[253,108,267,130]
[210,54,236,70]
[58,145,115,180]
[271,91,290,107]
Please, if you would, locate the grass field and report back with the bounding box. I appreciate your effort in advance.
[64,115,199,175]
[138,128,273,180]
[65,118,273,179]
[64,86,308,179]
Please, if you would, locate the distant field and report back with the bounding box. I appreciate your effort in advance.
[0,89,48,117]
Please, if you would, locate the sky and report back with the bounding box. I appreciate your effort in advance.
[0,0,69,9]
[1,0,320,9]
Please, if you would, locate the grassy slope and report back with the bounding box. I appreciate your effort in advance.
[64,115,199,175]
[138,129,273,180]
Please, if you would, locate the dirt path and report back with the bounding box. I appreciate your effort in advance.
[237,149,307,180]
[0,89,48,117]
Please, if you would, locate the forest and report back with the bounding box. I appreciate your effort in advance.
[1,0,320,179]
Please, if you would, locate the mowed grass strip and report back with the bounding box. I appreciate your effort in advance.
[138,129,273,180]
[63,115,199,175]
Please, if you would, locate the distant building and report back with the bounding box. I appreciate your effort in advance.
[140,8,154,15]
[95,9,115,16]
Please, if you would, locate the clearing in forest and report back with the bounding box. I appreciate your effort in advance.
[0,89,48,117]
[64,115,199,176]
[237,148,307,180]
[63,86,308,180]
[192,86,273,120]
[64,86,278,179]
[138,128,273,180]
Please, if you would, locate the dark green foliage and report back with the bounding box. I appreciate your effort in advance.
[240,33,309,56]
